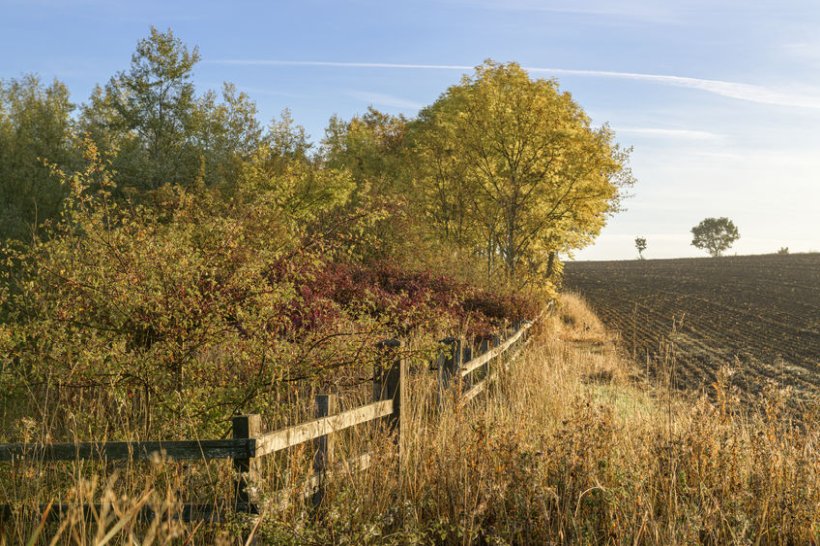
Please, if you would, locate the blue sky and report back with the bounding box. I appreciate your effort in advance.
[2,0,819,260]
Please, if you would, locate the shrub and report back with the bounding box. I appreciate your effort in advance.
[0,147,538,442]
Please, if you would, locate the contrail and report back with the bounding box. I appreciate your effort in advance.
[616,127,724,141]
[207,59,820,110]
[208,60,477,71]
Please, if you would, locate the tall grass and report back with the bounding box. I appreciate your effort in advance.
[3,294,818,544]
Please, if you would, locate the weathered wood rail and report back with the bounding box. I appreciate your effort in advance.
[0,440,252,463]
[0,305,548,522]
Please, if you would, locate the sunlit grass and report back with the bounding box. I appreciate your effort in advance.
[2,294,818,545]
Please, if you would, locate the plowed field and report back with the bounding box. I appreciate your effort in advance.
[564,254,820,402]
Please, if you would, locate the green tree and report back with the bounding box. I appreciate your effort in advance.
[0,141,364,438]
[691,217,739,257]
[192,83,264,191]
[0,75,78,240]
[80,28,267,195]
[239,109,356,226]
[322,107,410,201]
[80,27,201,191]
[321,108,417,260]
[635,237,647,259]
[406,95,478,253]
[239,147,355,228]
[269,108,312,166]
[410,61,633,284]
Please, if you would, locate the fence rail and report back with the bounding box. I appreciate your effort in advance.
[254,399,393,457]
[0,439,252,463]
[0,303,550,523]
[459,321,528,377]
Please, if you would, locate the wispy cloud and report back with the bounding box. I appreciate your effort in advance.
[208,60,474,71]
[347,90,424,110]
[457,0,795,26]
[457,0,681,24]
[692,151,746,161]
[781,41,820,67]
[206,59,820,110]
[534,67,820,110]
[616,127,724,141]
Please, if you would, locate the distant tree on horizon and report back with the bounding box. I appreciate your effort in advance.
[635,237,647,259]
[691,217,739,257]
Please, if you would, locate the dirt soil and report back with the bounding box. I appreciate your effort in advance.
[564,253,820,403]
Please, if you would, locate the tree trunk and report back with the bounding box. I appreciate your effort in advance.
[546,251,556,278]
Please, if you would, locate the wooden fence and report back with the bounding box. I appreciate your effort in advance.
[0,311,544,522]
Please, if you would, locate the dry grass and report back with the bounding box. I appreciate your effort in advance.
[3,294,819,544]
[557,291,611,344]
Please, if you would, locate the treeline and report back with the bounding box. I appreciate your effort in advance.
[0,28,632,438]
[1,27,632,281]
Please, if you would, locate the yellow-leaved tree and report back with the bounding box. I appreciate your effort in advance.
[409,61,633,286]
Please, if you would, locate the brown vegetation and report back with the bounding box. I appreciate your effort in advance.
[3,295,818,544]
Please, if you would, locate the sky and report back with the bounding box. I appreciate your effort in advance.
[2,0,819,260]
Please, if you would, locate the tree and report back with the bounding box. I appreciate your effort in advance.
[269,108,312,169]
[321,108,417,260]
[192,82,264,190]
[322,107,410,201]
[80,27,201,191]
[691,217,739,257]
[409,61,633,284]
[635,237,647,259]
[0,141,361,436]
[80,28,266,195]
[0,75,79,240]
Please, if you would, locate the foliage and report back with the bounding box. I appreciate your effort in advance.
[3,33,631,295]
[193,82,264,190]
[320,107,423,263]
[408,61,634,284]
[0,75,79,241]
[691,217,740,257]
[322,107,409,200]
[1,30,618,444]
[302,261,540,337]
[1,143,368,438]
[266,108,312,172]
[777,246,789,255]
[79,27,262,195]
[635,236,647,259]
[7,30,818,546]
[80,27,201,191]
[4,296,817,545]
[0,143,540,441]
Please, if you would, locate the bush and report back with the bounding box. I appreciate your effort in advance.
[0,147,538,442]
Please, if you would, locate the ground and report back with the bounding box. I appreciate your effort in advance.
[563,253,820,405]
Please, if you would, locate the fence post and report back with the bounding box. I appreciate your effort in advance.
[521,320,532,346]
[232,414,261,511]
[374,339,405,459]
[492,333,504,372]
[312,394,337,508]
[513,320,525,353]
[462,341,474,390]
[479,337,492,379]
[438,337,462,406]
